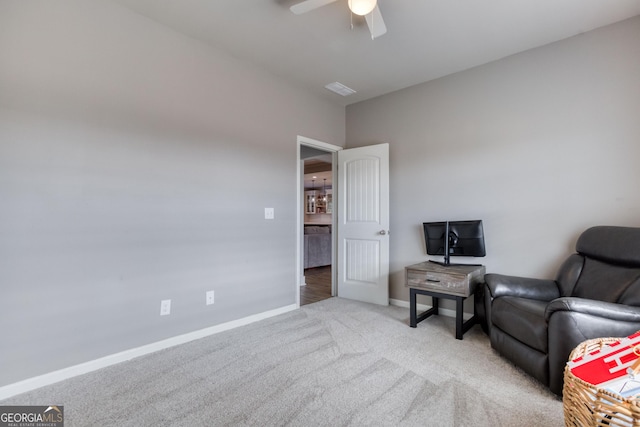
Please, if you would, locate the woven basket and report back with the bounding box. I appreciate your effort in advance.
[564,337,640,426]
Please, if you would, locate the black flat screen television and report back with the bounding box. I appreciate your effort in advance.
[423,220,486,266]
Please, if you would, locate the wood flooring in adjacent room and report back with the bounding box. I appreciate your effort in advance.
[301,266,332,306]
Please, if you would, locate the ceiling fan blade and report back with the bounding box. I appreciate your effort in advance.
[290,0,339,15]
[364,4,387,39]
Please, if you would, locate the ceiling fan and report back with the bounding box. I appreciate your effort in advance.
[290,0,387,40]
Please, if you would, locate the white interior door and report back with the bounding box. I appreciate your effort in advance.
[337,143,389,305]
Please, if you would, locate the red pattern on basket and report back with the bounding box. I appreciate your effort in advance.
[568,331,640,386]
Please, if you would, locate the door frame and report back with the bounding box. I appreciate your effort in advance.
[296,135,342,307]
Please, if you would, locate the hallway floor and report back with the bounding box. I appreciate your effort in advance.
[301,266,331,306]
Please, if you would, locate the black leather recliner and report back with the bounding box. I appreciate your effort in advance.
[481,226,640,396]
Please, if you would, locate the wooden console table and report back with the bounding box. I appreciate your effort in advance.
[405,262,486,340]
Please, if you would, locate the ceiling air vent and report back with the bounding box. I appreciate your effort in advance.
[325,82,356,96]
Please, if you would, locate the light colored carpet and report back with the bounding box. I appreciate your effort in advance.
[1,297,563,426]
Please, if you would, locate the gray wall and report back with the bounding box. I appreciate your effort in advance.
[0,1,344,386]
[346,17,640,304]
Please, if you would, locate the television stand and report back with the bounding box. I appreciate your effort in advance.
[405,262,486,339]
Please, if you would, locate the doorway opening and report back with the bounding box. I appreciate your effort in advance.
[296,137,341,307]
[297,139,390,307]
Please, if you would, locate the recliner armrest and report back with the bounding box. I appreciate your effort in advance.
[545,297,640,322]
[485,273,560,301]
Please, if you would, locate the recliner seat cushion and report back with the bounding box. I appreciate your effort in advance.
[491,296,548,353]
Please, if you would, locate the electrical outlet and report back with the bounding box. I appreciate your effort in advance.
[206,290,215,305]
[264,208,274,219]
[160,299,171,316]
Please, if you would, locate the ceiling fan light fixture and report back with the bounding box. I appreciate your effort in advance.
[348,0,377,16]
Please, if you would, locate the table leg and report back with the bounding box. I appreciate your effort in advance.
[410,288,417,327]
[408,287,478,339]
[455,297,464,340]
[410,288,439,328]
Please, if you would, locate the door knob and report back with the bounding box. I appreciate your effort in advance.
[379,230,387,235]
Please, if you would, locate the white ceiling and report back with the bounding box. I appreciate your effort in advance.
[113,0,640,106]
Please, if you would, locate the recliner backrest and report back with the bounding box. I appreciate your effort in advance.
[567,226,640,305]
[572,258,640,304]
[555,254,584,297]
[576,226,640,266]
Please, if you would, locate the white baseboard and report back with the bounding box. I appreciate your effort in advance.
[389,298,473,321]
[0,303,298,401]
